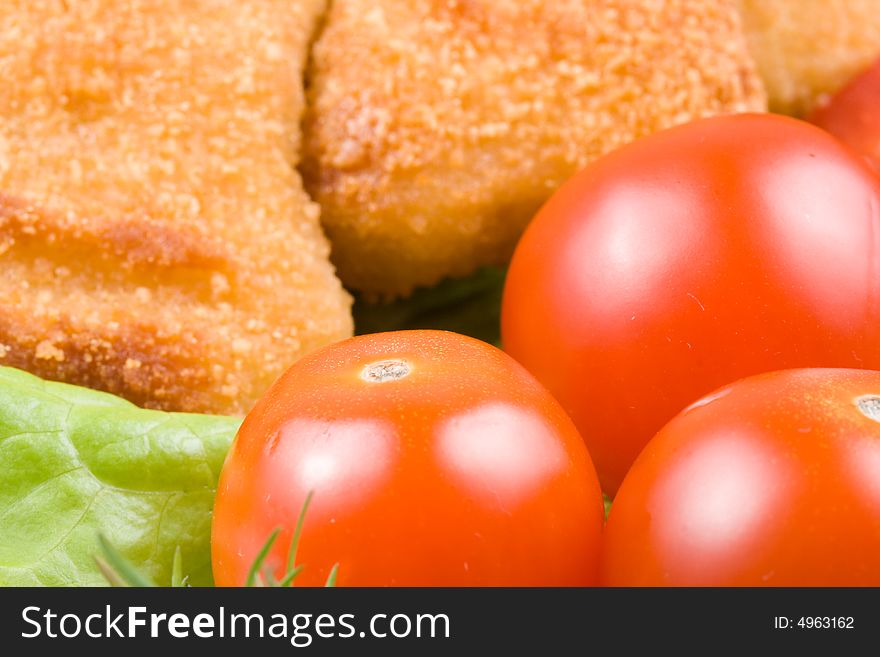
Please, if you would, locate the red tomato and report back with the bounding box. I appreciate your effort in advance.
[810,57,880,174]
[602,368,880,586]
[211,330,604,586]
[502,113,880,494]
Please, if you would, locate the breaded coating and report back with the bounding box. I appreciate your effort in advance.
[740,0,880,116]
[303,0,766,299]
[0,0,353,415]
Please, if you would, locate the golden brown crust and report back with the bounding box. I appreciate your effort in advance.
[0,0,353,415]
[303,0,766,299]
[740,0,880,116]
[0,311,216,412]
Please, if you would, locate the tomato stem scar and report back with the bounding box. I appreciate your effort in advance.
[855,395,880,421]
[361,359,411,382]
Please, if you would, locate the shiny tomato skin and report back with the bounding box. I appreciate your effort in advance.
[211,330,604,586]
[502,113,880,494]
[602,368,880,586]
[810,57,880,174]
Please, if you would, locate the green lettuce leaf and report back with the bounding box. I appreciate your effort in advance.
[353,267,506,346]
[0,367,240,587]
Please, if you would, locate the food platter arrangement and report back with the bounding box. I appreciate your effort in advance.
[1,0,879,588]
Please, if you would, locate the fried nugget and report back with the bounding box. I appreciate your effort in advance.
[740,0,880,116]
[302,0,766,299]
[0,0,352,415]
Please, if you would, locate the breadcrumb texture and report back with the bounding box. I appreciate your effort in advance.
[740,0,880,116]
[0,0,352,415]
[303,0,766,298]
